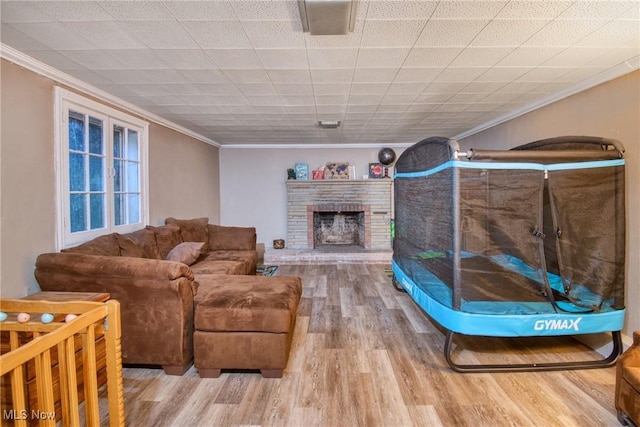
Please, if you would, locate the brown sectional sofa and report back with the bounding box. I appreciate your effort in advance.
[34,217,301,377]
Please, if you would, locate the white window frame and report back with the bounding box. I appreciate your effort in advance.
[54,87,149,249]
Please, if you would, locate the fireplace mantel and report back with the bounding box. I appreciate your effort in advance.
[286,179,393,250]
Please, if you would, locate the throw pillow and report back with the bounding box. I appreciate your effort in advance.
[165,217,209,242]
[116,229,162,259]
[146,224,182,259]
[166,241,207,266]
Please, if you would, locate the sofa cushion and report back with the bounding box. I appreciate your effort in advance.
[194,275,302,334]
[165,217,209,243]
[190,260,246,276]
[199,250,257,275]
[623,366,640,392]
[62,233,120,256]
[147,224,182,259]
[208,224,256,251]
[116,229,162,259]
[166,241,207,266]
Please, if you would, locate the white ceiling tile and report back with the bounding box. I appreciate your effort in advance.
[155,50,218,69]
[431,1,508,19]
[349,94,385,104]
[23,1,114,22]
[387,82,429,95]
[366,1,438,19]
[516,67,573,82]
[404,47,463,67]
[195,84,243,96]
[356,48,411,68]
[576,20,640,47]
[495,1,573,19]
[350,83,390,95]
[126,21,199,49]
[415,20,489,47]
[470,20,549,47]
[523,20,607,47]
[315,95,349,105]
[543,47,613,67]
[436,67,488,82]
[558,1,638,20]
[256,49,309,69]
[105,49,170,69]
[24,49,83,71]
[450,47,515,67]
[381,94,417,104]
[267,69,312,83]
[353,68,399,83]
[179,69,232,84]
[246,95,284,106]
[232,0,300,21]
[275,84,314,95]
[242,21,305,49]
[224,69,272,84]
[60,50,125,70]
[9,22,97,50]
[0,1,56,23]
[497,47,565,67]
[95,69,151,84]
[313,83,351,95]
[99,2,174,21]
[163,1,237,21]
[207,49,261,69]
[185,21,252,49]
[66,21,148,49]
[308,48,358,69]
[361,20,425,47]
[473,67,529,82]
[393,67,442,83]
[236,83,278,96]
[1,24,50,50]
[311,69,354,83]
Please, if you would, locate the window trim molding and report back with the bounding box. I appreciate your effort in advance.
[54,87,150,250]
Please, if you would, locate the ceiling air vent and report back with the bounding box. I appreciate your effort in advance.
[298,0,358,35]
[318,120,341,129]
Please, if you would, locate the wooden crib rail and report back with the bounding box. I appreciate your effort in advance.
[0,299,124,427]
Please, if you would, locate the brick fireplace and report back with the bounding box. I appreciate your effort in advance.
[285,180,392,251]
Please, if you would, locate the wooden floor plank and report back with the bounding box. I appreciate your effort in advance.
[93,264,621,426]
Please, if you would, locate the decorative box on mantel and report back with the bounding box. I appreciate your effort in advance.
[286,179,393,250]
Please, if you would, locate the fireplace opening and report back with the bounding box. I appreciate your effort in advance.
[313,211,365,247]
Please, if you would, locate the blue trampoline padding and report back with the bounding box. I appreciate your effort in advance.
[392,260,625,337]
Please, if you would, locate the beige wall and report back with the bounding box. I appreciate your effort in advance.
[0,59,220,298]
[459,70,640,337]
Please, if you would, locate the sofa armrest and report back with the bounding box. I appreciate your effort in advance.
[207,224,256,251]
[34,252,196,368]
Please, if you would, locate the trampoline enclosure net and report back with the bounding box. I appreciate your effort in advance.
[393,136,625,315]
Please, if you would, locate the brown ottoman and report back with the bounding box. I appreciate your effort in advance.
[193,274,302,378]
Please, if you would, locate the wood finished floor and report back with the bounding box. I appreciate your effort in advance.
[96,264,620,426]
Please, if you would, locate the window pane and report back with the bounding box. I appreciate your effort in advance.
[128,194,140,223]
[70,194,87,233]
[126,161,139,192]
[89,155,104,191]
[127,130,139,161]
[68,111,85,152]
[113,126,123,158]
[90,193,105,230]
[89,117,103,155]
[113,159,123,192]
[69,153,86,192]
[114,193,124,226]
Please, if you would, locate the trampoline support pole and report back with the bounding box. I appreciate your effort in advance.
[444,330,623,373]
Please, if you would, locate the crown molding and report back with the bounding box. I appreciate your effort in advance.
[221,142,415,149]
[0,43,220,148]
[454,57,640,141]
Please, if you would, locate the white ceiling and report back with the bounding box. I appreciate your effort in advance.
[1,0,639,146]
